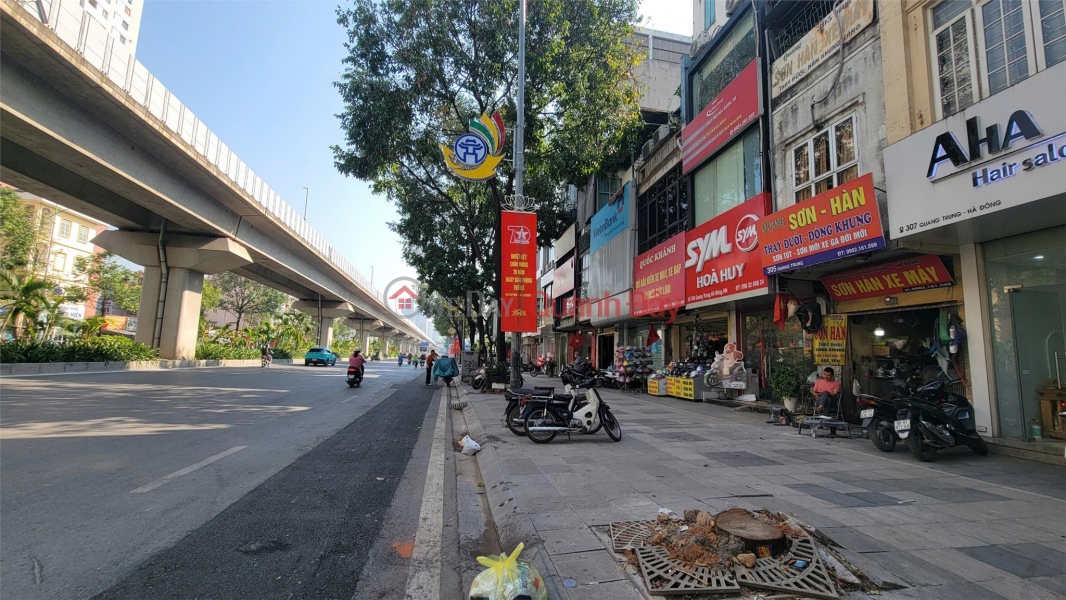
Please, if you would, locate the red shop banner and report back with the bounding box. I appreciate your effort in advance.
[821,255,954,302]
[632,232,686,317]
[684,193,771,308]
[500,210,538,332]
[681,59,761,175]
[758,173,885,276]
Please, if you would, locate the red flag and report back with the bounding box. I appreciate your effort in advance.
[646,325,660,347]
[568,333,584,349]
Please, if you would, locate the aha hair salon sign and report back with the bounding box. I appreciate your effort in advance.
[885,73,1066,239]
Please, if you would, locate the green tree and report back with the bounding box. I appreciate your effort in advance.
[0,270,51,340]
[214,271,287,331]
[0,188,46,271]
[333,0,642,361]
[201,277,222,317]
[74,252,142,316]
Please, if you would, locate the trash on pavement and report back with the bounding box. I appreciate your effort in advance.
[468,542,547,600]
[459,435,481,455]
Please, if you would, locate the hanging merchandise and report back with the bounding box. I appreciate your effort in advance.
[646,325,661,347]
[773,294,799,330]
[794,302,824,333]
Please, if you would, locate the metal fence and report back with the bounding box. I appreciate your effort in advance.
[20,0,424,334]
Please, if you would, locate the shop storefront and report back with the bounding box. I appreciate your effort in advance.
[884,71,1066,441]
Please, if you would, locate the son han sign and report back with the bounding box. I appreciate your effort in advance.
[885,73,1066,240]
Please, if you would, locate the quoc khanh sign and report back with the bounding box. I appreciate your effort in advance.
[632,232,686,317]
[758,173,884,275]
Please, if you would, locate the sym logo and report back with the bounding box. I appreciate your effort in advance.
[735,214,759,252]
[508,225,531,244]
[685,226,732,273]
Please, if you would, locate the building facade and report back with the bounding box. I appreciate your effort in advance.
[881,0,1066,445]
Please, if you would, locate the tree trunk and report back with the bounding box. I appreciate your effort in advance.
[235,312,243,332]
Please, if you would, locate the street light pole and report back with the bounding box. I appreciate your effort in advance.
[510,0,527,388]
[301,186,309,219]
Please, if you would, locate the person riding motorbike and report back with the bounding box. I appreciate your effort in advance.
[261,345,272,366]
[349,349,367,376]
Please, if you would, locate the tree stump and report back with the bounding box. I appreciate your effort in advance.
[715,509,788,556]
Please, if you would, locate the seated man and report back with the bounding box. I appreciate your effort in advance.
[812,367,841,415]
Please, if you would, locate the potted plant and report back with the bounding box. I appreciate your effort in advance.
[769,363,803,411]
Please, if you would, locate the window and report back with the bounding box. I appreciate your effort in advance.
[792,115,858,203]
[638,164,689,253]
[595,177,621,212]
[704,0,715,30]
[124,5,131,15]
[59,218,72,238]
[52,252,66,273]
[693,127,761,225]
[87,0,98,8]
[121,20,129,30]
[931,0,977,118]
[120,34,127,44]
[77,225,90,243]
[1038,0,1066,67]
[982,0,1031,95]
[691,11,756,117]
[101,9,108,19]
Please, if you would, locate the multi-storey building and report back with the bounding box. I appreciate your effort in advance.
[880,0,1066,450]
[38,0,144,54]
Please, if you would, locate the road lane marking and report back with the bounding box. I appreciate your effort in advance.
[129,446,247,494]
[403,387,448,600]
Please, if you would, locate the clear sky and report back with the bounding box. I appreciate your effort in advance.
[135,0,692,289]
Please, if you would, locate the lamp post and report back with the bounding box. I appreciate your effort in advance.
[510,0,527,388]
[302,187,309,219]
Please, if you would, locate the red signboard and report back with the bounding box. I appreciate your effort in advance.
[758,173,885,275]
[684,193,771,308]
[553,255,575,295]
[821,255,954,302]
[500,210,538,332]
[632,233,686,317]
[681,59,760,175]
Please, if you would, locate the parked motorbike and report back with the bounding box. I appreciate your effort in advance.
[894,379,989,462]
[471,366,487,391]
[857,388,901,452]
[521,362,543,377]
[522,379,622,443]
[503,385,557,436]
[560,362,596,386]
[346,366,363,388]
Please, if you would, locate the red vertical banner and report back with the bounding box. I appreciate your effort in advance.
[500,211,538,332]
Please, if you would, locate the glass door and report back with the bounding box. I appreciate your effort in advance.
[1004,288,1066,440]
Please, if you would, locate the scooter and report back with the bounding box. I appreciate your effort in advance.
[261,353,272,368]
[894,379,989,462]
[503,385,560,436]
[522,379,622,443]
[857,385,903,452]
[471,366,487,391]
[346,366,363,388]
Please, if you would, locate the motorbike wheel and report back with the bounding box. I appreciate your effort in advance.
[523,407,560,443]
[472,378,484,391]
[967,436,990,456]
[602,408,622,441]
[505,404,527,437]
[348,381,356,388]
[870,419,897,452]
[905,432,938,462]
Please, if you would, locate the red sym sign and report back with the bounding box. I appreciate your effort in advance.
[684,193,771,308]
[681,59,761,175]
[632,232,686,317]
[501,211,538,332]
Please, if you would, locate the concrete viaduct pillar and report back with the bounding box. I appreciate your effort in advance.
[291,300,356,350]
[94,231,253,360]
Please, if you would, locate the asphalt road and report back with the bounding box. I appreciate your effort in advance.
[0,361,450,599]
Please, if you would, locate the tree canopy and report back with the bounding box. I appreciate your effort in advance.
[212,271,288,331]
[74,252,142,316]
[333,0,644,360]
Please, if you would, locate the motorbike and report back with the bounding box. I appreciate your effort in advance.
[857,386,903,452]
[503,385,557,436]
[894,379,989,462]
[261,353,272,368]
[522,379,622,443]
[560,362,596,386]
[521,362,543,377]
[471,366,487,391]
[346,366,363,388]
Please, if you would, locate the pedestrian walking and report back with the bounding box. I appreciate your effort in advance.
[425,350,438,385]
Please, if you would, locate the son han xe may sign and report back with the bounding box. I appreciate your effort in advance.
[758,173,884,275]
[685,193,771,308]
[821,255,954,302]
[500,211,538,332]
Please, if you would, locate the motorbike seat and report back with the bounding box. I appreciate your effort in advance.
[505,387,555,400]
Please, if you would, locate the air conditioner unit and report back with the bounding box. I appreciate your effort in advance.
[655,124,671,145]
[641,138,654,161]
[725,0,741,16]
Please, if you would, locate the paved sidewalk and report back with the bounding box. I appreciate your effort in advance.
[464,378,1066,600]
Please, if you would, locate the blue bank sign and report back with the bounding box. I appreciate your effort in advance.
[591,182,630,253]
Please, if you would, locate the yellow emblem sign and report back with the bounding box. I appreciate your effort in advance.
[440,110,506,181]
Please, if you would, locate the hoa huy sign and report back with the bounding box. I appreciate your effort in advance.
[684,193,771,308]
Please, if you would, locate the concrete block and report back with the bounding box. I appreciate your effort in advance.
[106,361,130,371]
[0,363,13,376]
[63,362,88,372]
[85,362,107,371]
[38,363,64,373]
[10,364,41,375]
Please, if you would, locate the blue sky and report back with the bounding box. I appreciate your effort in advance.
[136,0,691,287]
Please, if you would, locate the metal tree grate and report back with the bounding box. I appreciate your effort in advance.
[451,401,468,410]
[733,536,839,600]
[609,520,657,552]
[636,545,740,596]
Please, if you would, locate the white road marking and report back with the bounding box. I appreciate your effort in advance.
[403,387,448,600]
[129,446,247,494]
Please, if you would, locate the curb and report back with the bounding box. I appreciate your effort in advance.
[0,358,298,377]
[458,386,569,599]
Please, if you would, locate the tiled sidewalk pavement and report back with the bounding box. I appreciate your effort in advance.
[463,378,1066,600]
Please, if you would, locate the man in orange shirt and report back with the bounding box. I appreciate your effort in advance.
[812,367,841,415]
